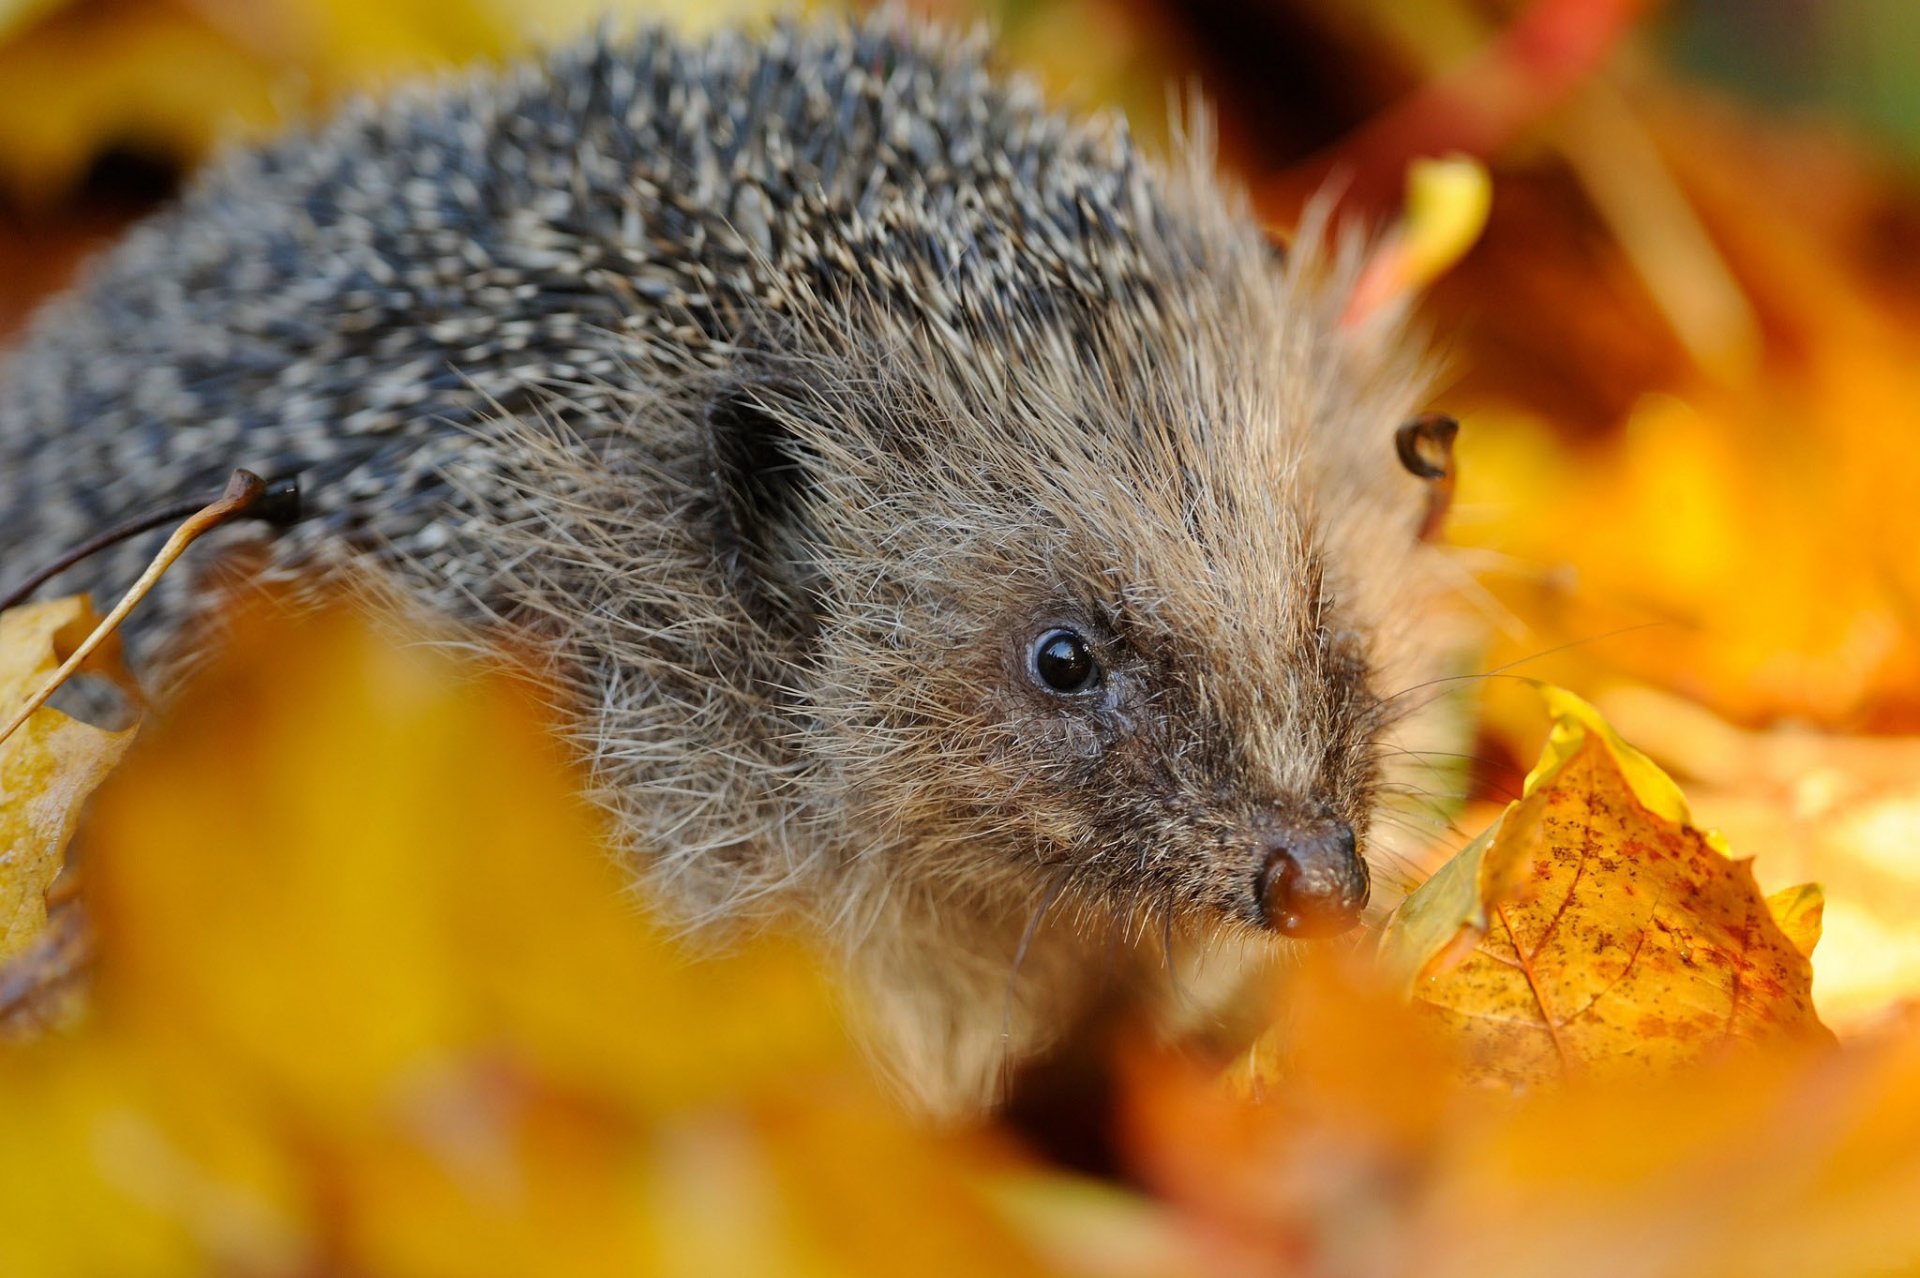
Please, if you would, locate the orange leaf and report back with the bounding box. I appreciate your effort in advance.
[0,599,1107,1275]
[1384,688,1830,1085]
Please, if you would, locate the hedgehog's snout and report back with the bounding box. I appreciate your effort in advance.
[1253,815,1369,938]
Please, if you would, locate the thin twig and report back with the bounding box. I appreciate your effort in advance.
[0,476,299,614]
[0,469,275,748]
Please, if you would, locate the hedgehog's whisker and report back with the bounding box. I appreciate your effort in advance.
[1003,864,1075,1046]
[1159,891,1189,1008]
[1374,621,1674,723]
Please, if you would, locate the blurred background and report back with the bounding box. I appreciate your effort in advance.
[4,0,1920,1024]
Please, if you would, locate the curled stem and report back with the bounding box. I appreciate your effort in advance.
[0,469,276,747]
[1396,413,1460,542]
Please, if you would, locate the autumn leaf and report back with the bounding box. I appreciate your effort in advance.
[0,597,136,964]
[1342,155,1493,328]
[0,0,524,206]
[0,0,796,209]
[1380,687,1830,1085]
[1125,950,1920,1278]
[8,3,1920,1272]
[1123,984,1405,1272]
[1438,76,1920,735]
[0,600,1136,1276]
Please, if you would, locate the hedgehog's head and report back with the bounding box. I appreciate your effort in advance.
[709,214,1447,943]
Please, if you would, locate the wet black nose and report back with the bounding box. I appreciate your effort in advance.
[1255,818,1369,938]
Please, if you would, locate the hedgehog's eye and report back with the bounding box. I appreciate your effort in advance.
[1030,628,1100,696]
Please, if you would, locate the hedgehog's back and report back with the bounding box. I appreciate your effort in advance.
[0,17,1176,625]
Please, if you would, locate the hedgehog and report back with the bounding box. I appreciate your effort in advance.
[0,15,1455,1114]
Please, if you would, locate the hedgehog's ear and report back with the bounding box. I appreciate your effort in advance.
[706,381,821,631]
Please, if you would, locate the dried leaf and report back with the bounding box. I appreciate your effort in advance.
[0,0,789,207]
[0,597,135,964]
[0,0,285,207]
[1124,957,1463,1274]
[1344,155,1493,325]
[1376,812,1502,997]
[1125,952,1920,1278]
[1595,683,1920,1027]
[1763,883,1824,961]
[1382,687,1829,1085]
[1448,109,1920,733]
[0,602,1096,1275]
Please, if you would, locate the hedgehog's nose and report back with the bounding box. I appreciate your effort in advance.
[1255,818,1369,938]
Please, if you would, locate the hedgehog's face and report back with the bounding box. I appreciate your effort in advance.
[804,435,1430,942]
[985,603,1375,938]
[869,512,1396,942]
[727,245,1440,940]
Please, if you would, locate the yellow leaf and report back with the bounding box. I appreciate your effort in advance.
[86,604,845,1125]
[1342,154,1492,325]
[0,596,135,964]
[1764,883,1825,961]
[1593,683,1920,1028]
[0,0,785,207]
[1129,953,1920,1278]
[1454,340,1920,732]
[1382,687,1830,1085]
[0,0,513,207]
[0,2,284,207]
[1524,685,1697,830]
[1376,811,1503,996]
[0,601,1083,1274]
[1399,154,1493,289]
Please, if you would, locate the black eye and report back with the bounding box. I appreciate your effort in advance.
[1030,628,1099,695]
